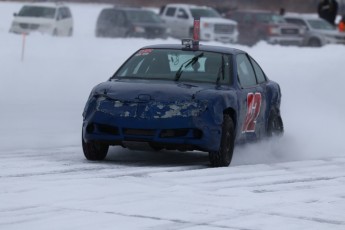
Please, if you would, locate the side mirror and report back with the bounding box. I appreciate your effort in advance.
[13,12,18,17]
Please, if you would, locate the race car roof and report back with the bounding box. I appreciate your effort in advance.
[140,44,246,55]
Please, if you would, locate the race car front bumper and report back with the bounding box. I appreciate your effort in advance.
[82,96,223,152]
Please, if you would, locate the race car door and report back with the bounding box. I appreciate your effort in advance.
[235,53,267,142]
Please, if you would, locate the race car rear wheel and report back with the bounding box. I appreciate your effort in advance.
[209,114,235,167]
[82,137,109,161]
[267,111,284,137]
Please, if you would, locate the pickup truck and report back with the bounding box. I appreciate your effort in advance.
[160,4,238,43]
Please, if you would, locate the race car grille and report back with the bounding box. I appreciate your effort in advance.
[87,122,203,140]
[160,129,189,138]
[160,128,203,139]
[281,28,299,35]
[214,24,235,34]
[123,128,156,136]
[19,23,39,30]
[87,123,119,135]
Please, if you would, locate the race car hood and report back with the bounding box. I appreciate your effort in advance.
[84,79,237,122]
[85,79,226,120]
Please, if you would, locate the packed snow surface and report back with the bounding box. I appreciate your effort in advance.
[1,2,345,229]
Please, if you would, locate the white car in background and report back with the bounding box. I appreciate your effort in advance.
[160,4,238,43]
[9,2,73,36]
[285,14,345,47]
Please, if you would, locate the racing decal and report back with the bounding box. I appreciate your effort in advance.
[135,49,153,56]
[242,92,262,133]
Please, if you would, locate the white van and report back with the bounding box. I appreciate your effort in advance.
[9,2,73,36]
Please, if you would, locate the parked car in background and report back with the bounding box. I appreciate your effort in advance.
[96,7,168,39]
[9,2,73,36]
[284,14,345,47]
[160,4,238,43]
[227,10,304,46]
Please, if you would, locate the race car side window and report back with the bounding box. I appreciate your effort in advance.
[236,54,257,88]
[250,57,267,84]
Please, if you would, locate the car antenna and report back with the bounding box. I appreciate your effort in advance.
[181,16,200,50]
[192,16,200,50]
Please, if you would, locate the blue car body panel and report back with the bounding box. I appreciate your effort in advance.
[82,44,282,152]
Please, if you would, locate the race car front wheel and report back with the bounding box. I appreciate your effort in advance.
[82,137,109,161]
[209,114,235,167]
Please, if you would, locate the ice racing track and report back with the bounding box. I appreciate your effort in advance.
[1,2,345,229]
[1,146,345,230]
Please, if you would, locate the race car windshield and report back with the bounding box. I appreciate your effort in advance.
[113,48,232,85]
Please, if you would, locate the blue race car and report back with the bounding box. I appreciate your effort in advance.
[82,40,283,167]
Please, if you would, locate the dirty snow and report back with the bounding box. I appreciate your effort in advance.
[1,2,345,229]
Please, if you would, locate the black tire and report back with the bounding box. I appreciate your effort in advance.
[267,110,284,137]
[209,115,235,167]
[82,137,109,161]
[308,38,321,47]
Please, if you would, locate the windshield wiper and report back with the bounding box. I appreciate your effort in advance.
[175,52,204,81]
[216,55,225,85]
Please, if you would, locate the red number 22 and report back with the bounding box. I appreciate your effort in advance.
[242,92,262,133]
